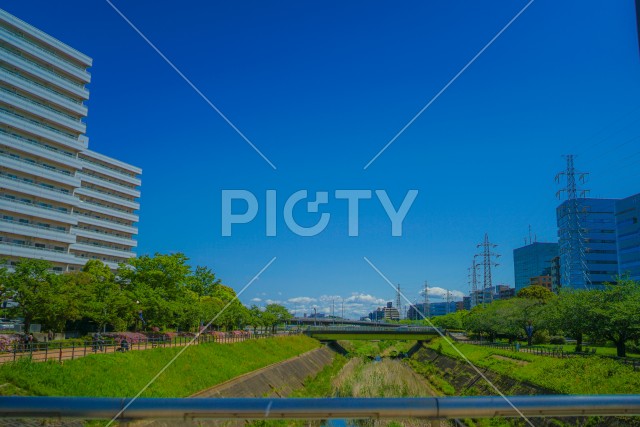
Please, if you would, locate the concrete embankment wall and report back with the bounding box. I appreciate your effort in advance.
[192,345,335,398]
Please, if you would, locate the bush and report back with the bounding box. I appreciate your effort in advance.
[549,336,566,345]
[532,330,550,345]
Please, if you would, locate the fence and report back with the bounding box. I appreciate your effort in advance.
[450,335,640,371]
[0,331,283,364]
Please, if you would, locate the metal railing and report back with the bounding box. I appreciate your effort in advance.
[0,332,277,365]
[0,129,77,158]
[0,395,639,420]
[0,217,69,234]
[0,67,83,105]
[452,337,640,371]
[0,150,75,177]
[0,172,73,196]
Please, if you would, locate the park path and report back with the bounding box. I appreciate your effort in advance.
[0,333,274,365]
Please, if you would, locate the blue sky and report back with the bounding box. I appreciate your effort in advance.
[5,1,639,318]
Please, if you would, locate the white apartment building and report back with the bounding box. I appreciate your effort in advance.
[0,8,141,272]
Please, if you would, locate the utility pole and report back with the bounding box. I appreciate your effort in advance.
[396,284,402,320]
[556,154,590,289]
[423,280,430,319]
[476,234,500,307]
[446,290,451,314]
[468,260,480,308]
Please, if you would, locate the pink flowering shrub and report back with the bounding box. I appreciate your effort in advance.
[231,330,250,337]
[0,334,20,352]
[210,331,226,339]
[103,332,147,344]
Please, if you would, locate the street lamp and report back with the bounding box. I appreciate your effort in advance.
[313,307,317,327]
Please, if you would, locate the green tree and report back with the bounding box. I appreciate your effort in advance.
[431,310,467,330]
[81,260,134,332]
[6,259,54,332]
[517,285,555,302]
[545,288,593,352]
[263,304,292,333]
[118,253,193,328]
[186,266,221,297]
[589,279,640,357]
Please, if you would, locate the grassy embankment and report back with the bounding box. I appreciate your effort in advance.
[425,337,640,394]
[0,335,319,398]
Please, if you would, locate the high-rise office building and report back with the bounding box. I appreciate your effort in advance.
[616,193,640,281]
[556,198,618,289]
[513,242,558,292]
[0,8,141,272]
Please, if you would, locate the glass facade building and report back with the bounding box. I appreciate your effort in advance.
[513,242,558,292]
[556,198,618,289]
[616,193,640,281]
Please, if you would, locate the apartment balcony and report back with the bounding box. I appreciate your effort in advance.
[0,129,83,169]
[1,68,87,116]
[69,242,135,260]
[0,108,86,150]
[0,152,80,187]
[80,158,141,186]
[0,88,86,133]
[0,28,91,83]
[0,218,76,244]
[0,9,92,68]
[73,213,137,235]
[0,174,79,206]
[0,197,77,225]
[71,227,137,248]
[0,240,77,264]
[0,49,89,99]
[75,187,139,210]
[75,199,138,223]
[77,172,140,198]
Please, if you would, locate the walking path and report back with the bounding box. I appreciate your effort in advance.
[0,333,278,365]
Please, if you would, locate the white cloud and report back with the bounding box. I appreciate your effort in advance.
[264,299,282,305]
[250,298,262,303]
[420,287,464,300]
[288,296,317,304]
[345,293,387,306]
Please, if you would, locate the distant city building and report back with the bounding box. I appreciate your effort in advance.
[549,256,561,292]
[513,242,558,292]
[616,193,640,281]
[462,296,471,311]
[0,9,141,272]
[428,301,457,317]
[384,306,400,321]
[557,198,618,288]
[496,284,515,299]
[455,301,464,312]
[406,303,427,320]
[529,275,553,291]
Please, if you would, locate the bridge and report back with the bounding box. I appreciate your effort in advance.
[304,326,442,341]
[290,317,399,327]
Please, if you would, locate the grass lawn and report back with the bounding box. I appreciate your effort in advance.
[427,338,640,394]
[0,335,320,398]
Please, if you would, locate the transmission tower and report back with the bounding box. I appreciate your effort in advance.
[476,233,500,306]
[446,290,452,314]
[423,280,430,319]
[396,284,402,320]
[468,259,480,307]
[555,155,590,289]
